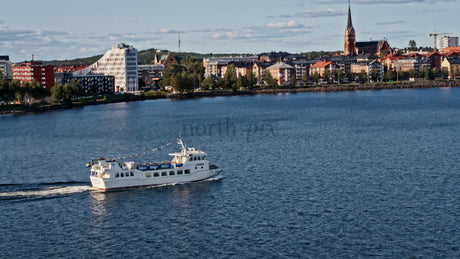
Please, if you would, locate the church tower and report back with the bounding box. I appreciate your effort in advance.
[344,1,357,56]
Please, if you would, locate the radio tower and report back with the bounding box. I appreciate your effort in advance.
[178,33,181,53]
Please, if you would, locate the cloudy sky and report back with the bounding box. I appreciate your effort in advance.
[0,0,458,62]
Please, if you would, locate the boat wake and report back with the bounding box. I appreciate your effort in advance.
[0,182,93,200]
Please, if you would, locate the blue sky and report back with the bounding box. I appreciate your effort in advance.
[0,0,458,62]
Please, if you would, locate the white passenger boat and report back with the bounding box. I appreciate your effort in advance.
[89,139,222,190]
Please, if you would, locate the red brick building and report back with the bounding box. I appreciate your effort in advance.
[12,61,55,89]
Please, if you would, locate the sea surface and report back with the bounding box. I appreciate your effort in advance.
[1,88,460,258]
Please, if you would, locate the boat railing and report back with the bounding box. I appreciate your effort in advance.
[134,161,186,171]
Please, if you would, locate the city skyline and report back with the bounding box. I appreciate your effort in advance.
[0,0,458,62]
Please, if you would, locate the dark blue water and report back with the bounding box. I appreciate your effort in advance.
[1,88,460,258]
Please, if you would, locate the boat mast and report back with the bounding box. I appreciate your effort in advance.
[177,137,186,154]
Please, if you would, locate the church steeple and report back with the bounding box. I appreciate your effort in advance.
[344,0,357,56]
[347,2,353,32]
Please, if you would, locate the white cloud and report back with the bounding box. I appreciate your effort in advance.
[278,8,346,18]
[266,21,302,29]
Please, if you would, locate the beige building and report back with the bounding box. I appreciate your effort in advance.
[441,57,460,79]
[265,62,294,86]
[310,61,336,77]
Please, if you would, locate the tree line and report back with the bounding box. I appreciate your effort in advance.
[0,72,82,104]
[0,74,47,103]
[158,60,458,91]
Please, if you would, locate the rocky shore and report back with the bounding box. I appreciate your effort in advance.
[1,81,459,115]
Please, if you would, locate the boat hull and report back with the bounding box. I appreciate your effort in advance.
[90,168,222,191]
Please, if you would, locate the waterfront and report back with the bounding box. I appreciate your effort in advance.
[1,88,460,257]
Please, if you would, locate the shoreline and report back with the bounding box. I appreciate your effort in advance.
[2,81,459,115]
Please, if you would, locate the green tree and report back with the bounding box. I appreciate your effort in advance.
[408,68,417,79]
[237,74,250,89]
[397,70,405,81]
[346,72,354,83]
[264,71,278,88]
[322,69,331,83]
[312,72,320,85]
[216,77,225,88]
[159,64,185,87]
[51,83,65,102]
[370,68,379,82]
[432,68,440,78]
[385,69,395,81]
[408,40,417,51]
[290,74,297,87]
[420,66,433,80]
[201,76,216,90]
[442,69,449,79]
[64,79,81,100]
[247,69,256,88]
[336,69,345,84]
[301,74,309,86]
[0,73,8,102]
[223,64,237,88]
[28,80,47,102]
[359,69,367,83]
[454,67,460,78]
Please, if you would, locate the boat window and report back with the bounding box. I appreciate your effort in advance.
[115,173,119,178]
[161,172,167,176]
[194,157,197,161]
[201,166,203,169]
[177,170,183,175]
[130,172,134,177]
[198,156,201,160]
[169,171,175,176]
[154,173,159,177]
[203,156,206,160]
[185,170,190,174]
[121,173,124,177]
[146,173,152,178]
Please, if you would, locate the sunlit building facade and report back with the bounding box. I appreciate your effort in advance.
[73,43,138,93]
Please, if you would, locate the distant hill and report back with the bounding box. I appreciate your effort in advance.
[43,55,103,66]
[43,48,248,66]
[42,48,337,66]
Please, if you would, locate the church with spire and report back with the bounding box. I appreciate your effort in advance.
[344,1,391,57]
[344,2,357,56]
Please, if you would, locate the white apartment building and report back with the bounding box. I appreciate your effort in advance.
[74,43,138,93]
[437,36,459,51]
[0,56,12,80]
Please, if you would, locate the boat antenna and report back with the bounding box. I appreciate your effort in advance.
[177,137,186,153]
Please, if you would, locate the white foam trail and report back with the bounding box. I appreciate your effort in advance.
[0,185,93,198]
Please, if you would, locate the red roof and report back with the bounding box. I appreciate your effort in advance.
[384,53,404,61]
[425,52,439,57]
[440,46,460,54]
[311,61,334,69]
